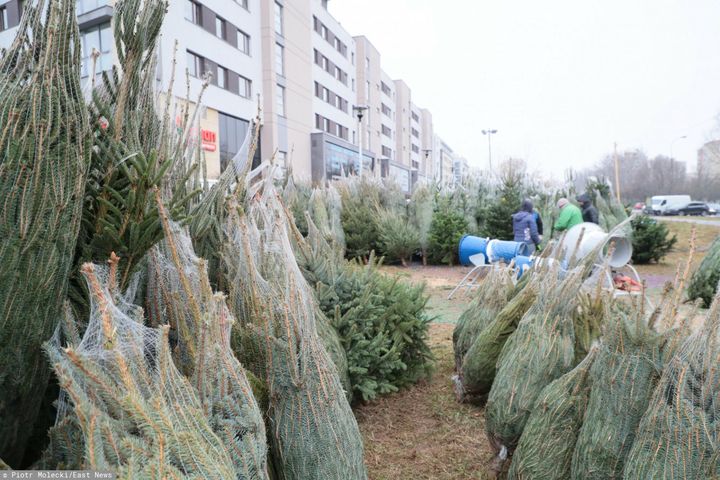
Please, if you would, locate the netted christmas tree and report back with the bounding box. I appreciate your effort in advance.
[508,347,598,480]
[485,263,591,458]
[0,0,91,465]
[623,294,720,479]
[570,304,663,479]
[688,235,720,308]
[456,273,538,403]
[452,266,516,371]
[44,260,265,478]
[223,166,367,479]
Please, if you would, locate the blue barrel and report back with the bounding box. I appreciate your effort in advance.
[487,240,530,264]
[458,235,489,266]
[514,255,534,279]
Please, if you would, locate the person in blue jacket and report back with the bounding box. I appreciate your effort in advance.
[512,198,541,254]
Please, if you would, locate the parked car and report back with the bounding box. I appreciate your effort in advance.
[672,202,712,216]
[649,195,692,215]
[707,203,720,216]
[633,202,645,212]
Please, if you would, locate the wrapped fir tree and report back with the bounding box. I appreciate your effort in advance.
[0,0,91,466]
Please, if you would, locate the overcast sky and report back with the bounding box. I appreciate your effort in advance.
[330,0,720,176]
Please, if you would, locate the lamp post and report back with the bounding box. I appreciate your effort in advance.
[422,148,431,178]
[482,129,498,171]
[670,135,687,160]
[353,105,368,174]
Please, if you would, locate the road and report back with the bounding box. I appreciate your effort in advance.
[652,216,720,227]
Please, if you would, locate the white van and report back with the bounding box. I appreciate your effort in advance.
[650,195,692,215]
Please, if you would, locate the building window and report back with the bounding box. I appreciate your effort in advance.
[411,128,419,138]
[215,17,227,40]
[381,82,391,96]
[381,103,391,117]
[381,125,392,138]
[186,51,203,77]
[219,112,250,172]
[412,144,420,154]
[0,6,7,31]
[239,75,252,98]
[412,112,420,122]
[275,43,284,76]
[185,0,201,24]
[234,0,249,9]
[80,23,112,78]
[216,66,227,89]
[276,85,285,116]
[238,29,250,54]
[274,2,283,35]
[382,146,392,158]
[365,57,370,70]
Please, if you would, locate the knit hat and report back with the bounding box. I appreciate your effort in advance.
[557,198,569,209]
[521,198,534,213]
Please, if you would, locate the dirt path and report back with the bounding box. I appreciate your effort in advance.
[355,323,494,480]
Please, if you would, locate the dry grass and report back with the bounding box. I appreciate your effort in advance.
[634,220,719,289]
[356,323,494,480]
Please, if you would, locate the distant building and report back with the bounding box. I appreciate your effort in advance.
[697,140,720,180]
[0,0,467,189]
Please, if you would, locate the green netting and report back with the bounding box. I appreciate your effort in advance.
[456,277,538,403]
[688,236,720,308]
[570,306,663,479]
[452,266,515,371]
[0,0,90,465]
[223,166,367,479]
[508,347,598,480]
[623,298,720,479]
[485,266,582,454]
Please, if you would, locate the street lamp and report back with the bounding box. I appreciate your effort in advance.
[422,148,431,177]
[670,135,687,160]
[353,105,368,174]
[482,129,498,170]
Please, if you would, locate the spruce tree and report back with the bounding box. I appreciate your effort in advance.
[0,0,91,466]
[482,170,525,241]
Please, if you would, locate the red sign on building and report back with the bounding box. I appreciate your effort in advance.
[201,129,217,152]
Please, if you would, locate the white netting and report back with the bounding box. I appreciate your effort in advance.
[223,164,367,479]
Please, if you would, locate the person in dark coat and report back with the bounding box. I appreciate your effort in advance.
[576,193,600,225]
[533,209,544,239]
[512,199,541,254]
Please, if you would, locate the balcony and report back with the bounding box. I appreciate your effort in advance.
[77,0,113,30]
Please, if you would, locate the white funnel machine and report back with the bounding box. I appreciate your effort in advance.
[559,222,632,268]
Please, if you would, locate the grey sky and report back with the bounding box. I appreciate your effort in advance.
[330,0,720,176]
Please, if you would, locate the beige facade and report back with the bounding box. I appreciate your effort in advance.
[260,0,314,179]
[355,36,383,160]
[394,79,412,168]
[420,108,435,179]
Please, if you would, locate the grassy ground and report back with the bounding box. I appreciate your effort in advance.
[355,220,719,479]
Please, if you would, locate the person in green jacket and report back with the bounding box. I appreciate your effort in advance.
[554,198,583,232]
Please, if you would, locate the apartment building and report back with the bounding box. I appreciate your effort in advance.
[0,0,467,188]
[0,0,264,179]
[419,108,435,182]
[697,140,720,179]
[434,135,455,185]
[172,0,263,178]
[308,0,367,183]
